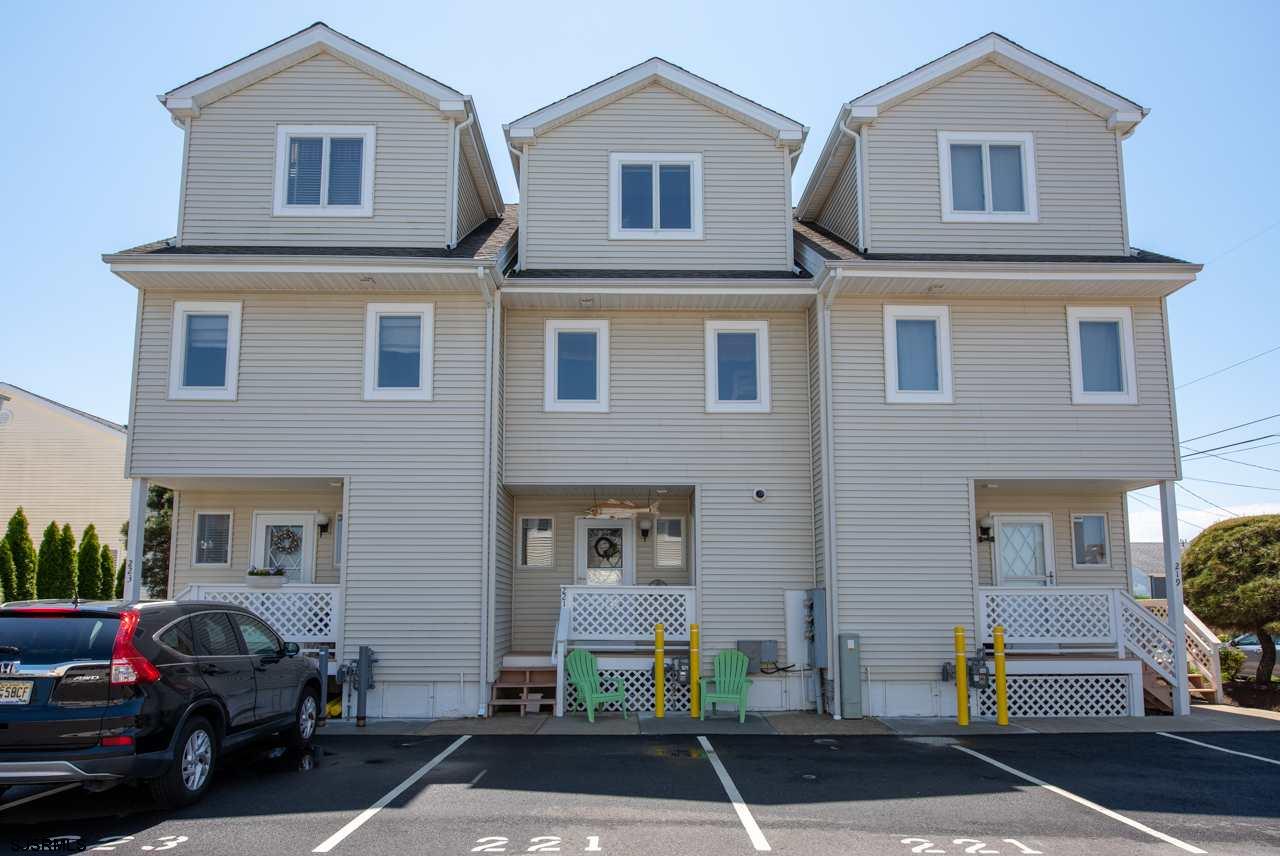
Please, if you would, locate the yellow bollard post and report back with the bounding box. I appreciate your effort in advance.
[654,623,666,719]
[994,625,1009,727]
[954,625,970,726]
[689,623,701,719]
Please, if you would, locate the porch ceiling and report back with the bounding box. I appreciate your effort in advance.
[974,477,1158,494]
[503,483,694,500]
[149,475,344,493]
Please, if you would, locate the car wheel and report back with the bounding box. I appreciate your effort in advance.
[287,687,320,748]
[149,716,216,808]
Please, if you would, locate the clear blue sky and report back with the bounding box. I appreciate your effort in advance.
[2,1,1277,540]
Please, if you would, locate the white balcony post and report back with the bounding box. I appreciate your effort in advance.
[1159,480,1191,715]
[124,478,149,602]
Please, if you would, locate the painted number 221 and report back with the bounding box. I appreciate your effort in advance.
[901,839,1043,855]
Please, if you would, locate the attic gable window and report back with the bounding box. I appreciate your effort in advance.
[274,125,376,217]
[937,132,1038,223]
[609,153,703,240]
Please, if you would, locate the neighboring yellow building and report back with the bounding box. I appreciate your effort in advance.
[0,383,130,562]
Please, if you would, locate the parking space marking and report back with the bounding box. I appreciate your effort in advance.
[696,736,771,852]
[1158,731,1280,766]
[953,745,1206,855]
[312,734,470,853]
[0,783,79,813]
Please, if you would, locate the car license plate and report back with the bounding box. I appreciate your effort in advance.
[0,680,33,704]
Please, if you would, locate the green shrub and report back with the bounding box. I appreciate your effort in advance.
[1220,645,1246,682]
[47,524,78,600]
[98,545,116,600]
[6,508,37,600]
[77,525,101,600]
[0,541,14,602]
[35,521,59,597]
[114,557,125,598]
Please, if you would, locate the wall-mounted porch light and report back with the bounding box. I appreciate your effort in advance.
[978,514,994,543]
[638,517,652,542]
[317,512,331,535]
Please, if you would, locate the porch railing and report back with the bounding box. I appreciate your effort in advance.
[175,583,343,652]
[1143,599,1224,703]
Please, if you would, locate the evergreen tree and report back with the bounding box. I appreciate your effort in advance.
[77,525,102,599]
[5,507,37,600]
[43,523,78,600]
[36,521,59,598]
[114,557,125,598]
[0,541,14,602]
[98,545,116,600]
[117,487,173,598]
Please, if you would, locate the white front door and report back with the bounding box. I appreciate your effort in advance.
[575,517,635,586]
[994,514,1055,586]
[250,512,318,583]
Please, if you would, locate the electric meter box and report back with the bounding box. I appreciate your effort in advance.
[838,632,863,718]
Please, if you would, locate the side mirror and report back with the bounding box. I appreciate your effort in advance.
[283,641,300,656]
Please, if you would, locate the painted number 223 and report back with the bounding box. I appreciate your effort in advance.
[900,839,1043,855]
[472,837,602,853]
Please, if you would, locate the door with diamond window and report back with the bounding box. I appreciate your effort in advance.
[250,512,318,583]
[575,517,636,585]
[994,514,1055,586]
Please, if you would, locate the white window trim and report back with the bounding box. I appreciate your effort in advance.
[516,515,556,570]
[883,305,953,404]
[705,320,771,413]
[191,510,233,568]
[1070,511,1112,570]
[993,512,1057,586]
[608,152,704,240]
[168,300,242,401]
[273,125,376,217]
[363,303,434,401]
[1066,306,1138,405]
[249,511,318,583]
[937,131,1038,223]
[544,320,610,412]
[653,516,686,570]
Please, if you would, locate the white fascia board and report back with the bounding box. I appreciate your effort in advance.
[504,57,805,141]
[795,106,855,220]
[103,255,491,276]
[832,262,1201,282]
[162,23,465,116]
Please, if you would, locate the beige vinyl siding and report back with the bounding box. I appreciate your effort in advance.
[522,85,791,270]
[0,391,129,559]
[510,496,693,650]
[974,487,1129,588]
[806,304,825,588]
[180,53,450,247]
[815,148,860,249]
[456,152,487,242]
[172,488,342,587]
[828,297,1175,680]
[504,310,815,662]
[129,289,487,684]
[865,62,1126,255]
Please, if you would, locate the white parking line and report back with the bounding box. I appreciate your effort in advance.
[312,735,470,853]
[953,746,1206,855]
[0,783,79,813]
[696,736,771,852]
[1158,731,1280,766]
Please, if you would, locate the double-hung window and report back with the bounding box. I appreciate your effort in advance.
[1066,306,1137,404]
[884,305,953,403]
[654,517,685,569]
[937,132,1037,222]
[274,125,375,217]
[545,320,609,412]
[192,511,232,567]
[518,516,555,569]
[1071,513,1110,568]
[169,301,242,400]
[609,153,703,239]
[705,321,770,413]
[364,304,433,400]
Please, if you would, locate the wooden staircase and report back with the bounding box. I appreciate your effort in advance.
[1142,665,1217,713]
[486,656,557,717]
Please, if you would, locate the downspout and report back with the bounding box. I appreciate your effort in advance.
[508,142,528,271]
[837,107,868,252]
[174,118,192,247]
[817,269,846,717]
[475,269,495,712]
[449,114,477,248]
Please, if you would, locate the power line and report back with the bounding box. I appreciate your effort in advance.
[1204,217,1280,266]
[1128,492,1205,532]
[1184,476,1280,493]
[1181,434,1278,459]
[1179,445,1280,475]
[1181,412,1280,444]
[1176,483,1237,519]
[1176,343,1280,390]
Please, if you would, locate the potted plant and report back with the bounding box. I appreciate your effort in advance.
[245,565,287,589]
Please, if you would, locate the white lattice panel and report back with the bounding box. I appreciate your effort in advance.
[564,667,692,713]
[981,589,1114,643]
[181,585,339,644]
[563,587,694,641]
[1120,602,1175,681]
[978,674,1132,718]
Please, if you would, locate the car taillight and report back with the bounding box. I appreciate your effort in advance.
[110,610,160,685]
[101,735,134,747]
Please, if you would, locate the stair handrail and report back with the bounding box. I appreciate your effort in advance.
[1117,591,1176,684]
[1135,595,1223,703]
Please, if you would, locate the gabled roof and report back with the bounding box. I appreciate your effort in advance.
[503,57,807,176]
[159,22,503,217]
[0,383,126,436]
[797,33,1147,222]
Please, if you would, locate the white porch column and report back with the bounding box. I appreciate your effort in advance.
[124,477,149,602]
[1159,480,1191,715]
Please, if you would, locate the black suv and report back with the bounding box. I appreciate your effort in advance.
[0,600,322,806]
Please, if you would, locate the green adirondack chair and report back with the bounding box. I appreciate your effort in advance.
[565,649,628,722]
[699,650,752,723]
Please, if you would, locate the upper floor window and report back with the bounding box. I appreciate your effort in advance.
[274,125,376,217]
[883,305,953,403]
[705,320,770,413]
[937,132,1038,223]
[1067,306,1137,404]
[609,153,703,240]
[545,320,609,412]
[169,300,241,400]
[363,303,433,401]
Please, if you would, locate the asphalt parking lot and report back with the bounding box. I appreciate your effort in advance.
[2,729,1278,855]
